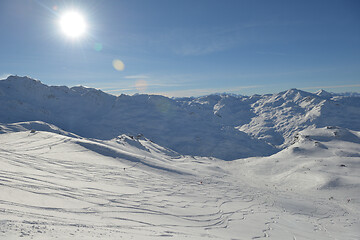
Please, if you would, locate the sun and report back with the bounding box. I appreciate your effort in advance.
[59,11,87,39]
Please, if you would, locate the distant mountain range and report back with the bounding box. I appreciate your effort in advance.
[1,75,360,160]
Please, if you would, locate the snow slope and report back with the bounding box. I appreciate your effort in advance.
[1,127,359,239]
[226,126,360,239]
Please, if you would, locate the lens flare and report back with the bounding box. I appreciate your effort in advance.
[94,43,103,51]
[135,80,148,92]
[112,59,125,71]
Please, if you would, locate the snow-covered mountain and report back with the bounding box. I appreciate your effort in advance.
[1,75,360,160]
[1,76,360,239]
[239,88,360,147]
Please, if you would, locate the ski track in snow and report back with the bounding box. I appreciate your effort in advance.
[0,131,359,239]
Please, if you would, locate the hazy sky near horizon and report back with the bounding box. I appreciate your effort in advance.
[0,0,359,97]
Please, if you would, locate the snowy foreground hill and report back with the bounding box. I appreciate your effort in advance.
[0,76,360,239]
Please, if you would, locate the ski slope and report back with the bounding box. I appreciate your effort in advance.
[0,125,359,239]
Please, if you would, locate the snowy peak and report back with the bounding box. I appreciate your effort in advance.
[2,75,115,101]
[71,85,116,101]
[114,134,150,152]
[315,89,333,98]
[113,134,180,157]
[5,75,41,85]
[280,88,316,102]
[2,75,48,94]
[298,126,360,144]
[283,126,360,159]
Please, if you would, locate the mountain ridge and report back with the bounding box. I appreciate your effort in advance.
[1,75,360,160]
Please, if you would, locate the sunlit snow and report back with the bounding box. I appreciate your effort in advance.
[0,76,359,239]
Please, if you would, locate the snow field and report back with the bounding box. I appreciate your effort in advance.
[0,129,359,239]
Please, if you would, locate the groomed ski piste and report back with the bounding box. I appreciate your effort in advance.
[0,76,359,239]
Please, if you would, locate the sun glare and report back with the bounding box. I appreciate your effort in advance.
[59,11,87,39]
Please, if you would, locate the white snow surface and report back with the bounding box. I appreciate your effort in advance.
[0,124,359,239]
[0,76,360,239]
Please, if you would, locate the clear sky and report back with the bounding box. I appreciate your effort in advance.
[0,0,359,97]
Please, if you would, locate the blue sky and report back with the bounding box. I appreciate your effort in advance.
[0,0,359,96]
